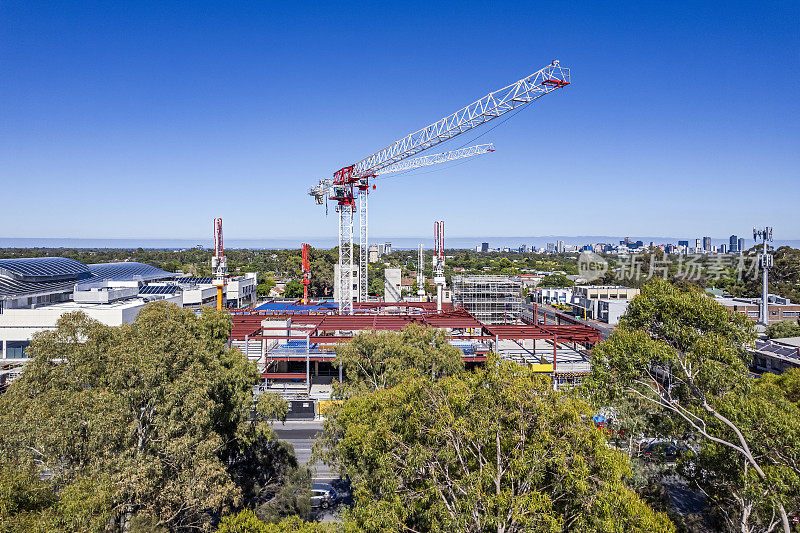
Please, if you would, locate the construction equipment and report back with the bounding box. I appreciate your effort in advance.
[309,61,570,315]
[211,218,227,310]
[417,244,426,299]
[301,243,311,305]
[433,221,445,312]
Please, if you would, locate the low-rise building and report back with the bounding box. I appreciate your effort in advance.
[748,337,800,374]
[713,294,800,325]
[570,286,640,321]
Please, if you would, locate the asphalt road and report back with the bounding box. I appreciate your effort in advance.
[536,304,615,339]
[272,420,337,480]
[272,420,350,522]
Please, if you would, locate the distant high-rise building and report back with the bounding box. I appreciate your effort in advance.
[702,237,712,251]
[480,242,489,253]
[729,235,738,253]
[384,242,392,254]
[547,242,555,253]
[556,240,565,253]
[718,244,727,254]
[695,238,702,249]
[738,238,746,253]
[678,240,689,248]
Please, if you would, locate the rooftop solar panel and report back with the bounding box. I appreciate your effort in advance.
[139,285,180,295]
[88,262,173,282]
[0,257,90,281]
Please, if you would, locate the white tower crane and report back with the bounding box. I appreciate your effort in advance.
[309,61,570,315]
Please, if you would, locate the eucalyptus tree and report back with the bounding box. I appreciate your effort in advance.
[586,279,800,532]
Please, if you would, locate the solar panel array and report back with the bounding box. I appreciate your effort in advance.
[88,262,172,282]
[0,257,89,280]
[139,285,180,295]
[176,277,214,285]
[0,277,77,298]
[755,340,800,361]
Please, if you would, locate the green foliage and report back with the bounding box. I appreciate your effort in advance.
[258,277,277,298]
[584,279,800,531]
[284,280,304,299]
[765,320,800,339]
[0,302,299,532]
[332,324,464,398]
[217,510,337,532]
[538,273,574,287]
[321,355,673,532]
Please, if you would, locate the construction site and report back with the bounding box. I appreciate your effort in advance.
[210,60,595,410]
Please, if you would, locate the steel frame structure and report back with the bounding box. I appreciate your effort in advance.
[311,61,570,315]
[374,144,494,175]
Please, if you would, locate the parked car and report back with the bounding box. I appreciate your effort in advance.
[310,483,338,509]
[643,442,684,462]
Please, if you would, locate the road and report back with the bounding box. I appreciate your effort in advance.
[271,420,350,522]
[536,303,615,340]
[272,420,336,481]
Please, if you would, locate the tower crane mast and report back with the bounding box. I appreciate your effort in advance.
[211,218,227,311]
[310,61,570,315]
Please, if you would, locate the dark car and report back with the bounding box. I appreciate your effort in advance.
[310,483,338,509]
[643,442,684,461]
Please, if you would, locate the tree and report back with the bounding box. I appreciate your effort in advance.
[538,273,574,287]
[585,279,799,532]
[332,324,464,398]
[216,510,337,532]
[258,277,277,298]
[765,320,800,339]
[319,355,674,532]
[284,280,304,299]
[0,303,300,532]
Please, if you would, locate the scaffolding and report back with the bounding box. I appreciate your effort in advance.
[452,275,524,325]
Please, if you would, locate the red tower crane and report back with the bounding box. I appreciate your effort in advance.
[309,61,570,315]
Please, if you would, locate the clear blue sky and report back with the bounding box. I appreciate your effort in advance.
[2,1,798,242]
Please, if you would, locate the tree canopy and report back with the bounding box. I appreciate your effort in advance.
[765,320,800,340]
[0,302,301,532]
[318,355,673,532]
[537,273,574,287]
[585,279,800,532]
[332,324,464,398]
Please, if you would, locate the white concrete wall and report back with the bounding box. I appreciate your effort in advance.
[384,268,402,303]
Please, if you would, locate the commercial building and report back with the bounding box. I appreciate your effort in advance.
[368,244,379,263]
[480,242,489,253]
[0,258,180,361]
[570,286,640,322]
[738,238,746,254]
[452,275,524,325]
[713,294,800,326]
[703,236,712,252]
[533,287,573,306]
[729,235,739,253]
[0,257,257,361]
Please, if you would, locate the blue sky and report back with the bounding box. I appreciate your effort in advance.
[2,1,798,242]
